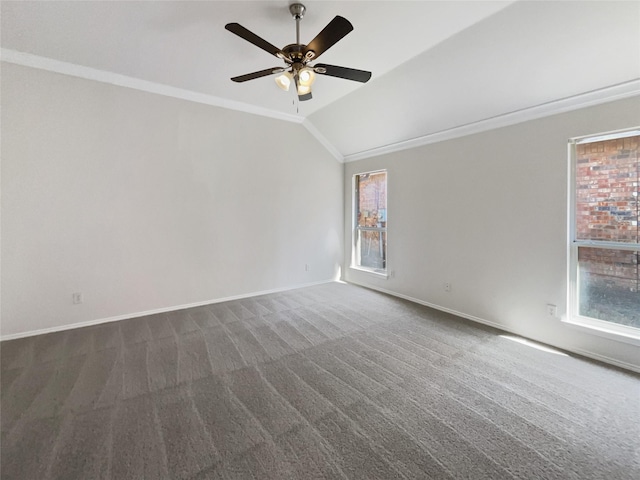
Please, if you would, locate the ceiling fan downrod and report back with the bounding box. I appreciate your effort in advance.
[289,3,306,45]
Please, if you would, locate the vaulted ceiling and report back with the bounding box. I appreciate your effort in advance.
[2,1,639,161]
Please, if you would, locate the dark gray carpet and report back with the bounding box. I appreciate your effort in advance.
[2,282,639,479]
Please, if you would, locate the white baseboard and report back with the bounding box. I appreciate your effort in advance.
[346,280,640,374]
[0,279,333,341]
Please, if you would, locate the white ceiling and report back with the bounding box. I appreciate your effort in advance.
[2,1,639,159]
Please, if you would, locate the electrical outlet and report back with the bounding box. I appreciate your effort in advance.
[546,304,557,318]
[72,292,83,305]
[444,282,452,292]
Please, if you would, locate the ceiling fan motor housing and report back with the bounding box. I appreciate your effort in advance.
[283,44,305,61]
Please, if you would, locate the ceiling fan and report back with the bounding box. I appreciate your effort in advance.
[225,3,371,101]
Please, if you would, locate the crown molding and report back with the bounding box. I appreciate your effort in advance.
[302,119,344,162]
[1,49,305,124]
[4,49,638,165]
[1,49,346,161]
[343,79,640,162]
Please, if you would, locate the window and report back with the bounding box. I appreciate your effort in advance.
[353,170,387,274]
[568,129,639,340]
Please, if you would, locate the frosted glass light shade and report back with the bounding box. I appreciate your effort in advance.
[298,67,316,87]
[275,72,293,91]
[297,84,311,95]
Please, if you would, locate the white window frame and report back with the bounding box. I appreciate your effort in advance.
[352,170,388,277]
[566,128,640,345]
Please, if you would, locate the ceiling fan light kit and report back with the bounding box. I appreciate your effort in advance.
[274,71,293,91]
[225,3,371,102]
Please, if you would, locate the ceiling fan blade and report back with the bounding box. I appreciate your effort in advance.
[314,64,371,83]
[231,67,284,83]
[225,23,288,60]
[303,16,353,61]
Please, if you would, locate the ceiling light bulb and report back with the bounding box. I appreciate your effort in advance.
[299,70,311,83]
[275,72,292,91]
[298,67,316,87]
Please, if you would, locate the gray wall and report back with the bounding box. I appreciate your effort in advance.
[1,63,343,337]
[343,96,640,371]
[3,61,639,371]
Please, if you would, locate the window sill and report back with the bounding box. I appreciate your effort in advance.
[562,317,640,346]
[349,266,389,279]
